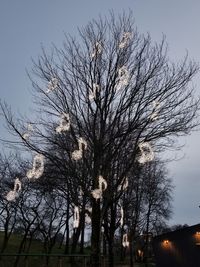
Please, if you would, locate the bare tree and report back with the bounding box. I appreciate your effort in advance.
[0,153,23,254]
[141,160,173,266]
[0,11,199,267]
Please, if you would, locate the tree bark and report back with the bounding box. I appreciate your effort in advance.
[79,217,85,254]
[91,199,101,267]
[144,207,151,267]
[64,199,70,254]
[107,204,116,267]
[129,234,134,267]
[80,198,86,254]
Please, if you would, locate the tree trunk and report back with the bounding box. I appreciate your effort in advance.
[107,204,116,267]
[0,213,15,254]
[144,208,151,267]
[79,218,85,254]
[14,235,27,267]
[80,198,86,254]
[71,227,81,254]
[64,199,70,254]
[0,232,9,253]
[91,199,101,267]
[108,239,114,267]
[120,228,125,262]
[103,233,107,256]
[129,234,134,267]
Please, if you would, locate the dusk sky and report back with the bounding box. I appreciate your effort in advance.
[1,0,200,226]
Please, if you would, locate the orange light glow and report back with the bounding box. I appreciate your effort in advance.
[161,239,174,250]
[194,231,200,245]
[163,240,169,245]
[161,239,171,249]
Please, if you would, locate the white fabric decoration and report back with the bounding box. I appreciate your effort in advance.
[22,123,33,140]
[119,32,132,49]
[71,150,83,161]
[71,137,87,161]
[91,188,102,200]
[89,83,100,101]
[122,233,129,247]
[6,178,22,202]
[46,78,58,93]
[91,175,107,200]
[27,124,33,132]
[73,206,80,229]
[27,154,45,180]
[56,113,70,133]
[91,42,103,59]
[98,175,107,191]
[138,142,154,164]
[22,133,30,140]
[150,100,161,121]
[116,66,129,91]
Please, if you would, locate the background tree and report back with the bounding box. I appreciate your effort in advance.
[141,160,172,266]
[0,153,25,254]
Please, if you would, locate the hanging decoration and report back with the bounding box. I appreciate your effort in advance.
[6,178,22,202]
[150,100,161,121]
[119,32,132,49]
[91,188,102,200]
[91,42,103,59]
[46,78,58,93]
[26,154,45,180]
[22,123,34,140]
[138,142,154,164]
[71,137,88,161]
[115,66,130,91]
[91,175,107,200]
[98,175,108,191]
[73,206,80,229]
[89,83,100,101]
[56,112,70,133]
[122,233,129,247]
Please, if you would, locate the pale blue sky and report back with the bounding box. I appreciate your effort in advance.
[1,0,200,226]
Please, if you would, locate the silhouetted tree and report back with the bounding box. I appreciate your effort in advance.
[1,11,200,267]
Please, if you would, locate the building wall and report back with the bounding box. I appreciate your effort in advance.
[153,225,200,267]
